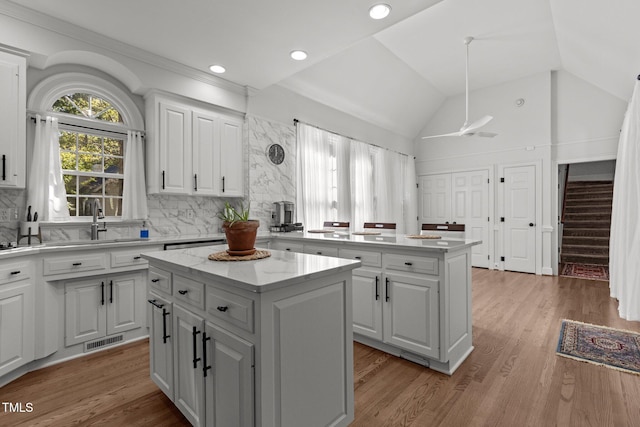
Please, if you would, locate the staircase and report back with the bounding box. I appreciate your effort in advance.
[561,180,613,265]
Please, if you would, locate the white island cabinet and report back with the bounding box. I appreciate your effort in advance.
[142,245,361,427]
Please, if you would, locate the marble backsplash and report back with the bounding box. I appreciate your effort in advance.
[0,115,296,245]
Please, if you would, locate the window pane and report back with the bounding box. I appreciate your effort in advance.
[105,178,123,196]
[79,175,103,195]
[78,134,102,154]
[64,175,77,195]
[59,131,77,151]
[104,198,122,216]
[67,197,77,216]
[77,154,102,173]
[104,156,123,174]
[104,138,124,156]
[61,152,77,171]
[77,196,99,217]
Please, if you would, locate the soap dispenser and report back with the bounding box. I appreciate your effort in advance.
[140,220,149,239]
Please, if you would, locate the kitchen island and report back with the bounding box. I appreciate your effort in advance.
[270,231,481,375]
[142,245,361,427]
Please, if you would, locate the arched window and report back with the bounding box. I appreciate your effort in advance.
[28,73,145,219]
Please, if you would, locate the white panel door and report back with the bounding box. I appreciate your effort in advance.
[192,111,221,196]
[107,272,145,335]
[173,304,205,427]
[383,272,439,359]
[453,170,490,268]
[65,278,106,346]
[351,269,382,340]
[159,102,191,194]
[503,165,536,273]
[419,174,451,224]
[205,322,254,427]
[219,117,244,197]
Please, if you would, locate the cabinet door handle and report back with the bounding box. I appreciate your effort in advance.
[217,306,229,312]
[385,277,390,302]
[162,308,171,344]
[109,280,113,304]
[147,299,164,309]
[316,251,322,255]
[101,281,105,305]
[192,326,201,369]
[72,262,82,266]
[404,262,413,266]
[354,256,361,260]
[375,276,379,300]
[222,176,225,193]
[194,173,198,191]
[2,154,5,181]
[10,270,21,275]
[162,170,165,190]
[133,256,142,260]
[178,289,188,295]
[202,333,212,377]
[151,278,160,283]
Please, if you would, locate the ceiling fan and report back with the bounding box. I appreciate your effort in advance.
[422,36,497,140]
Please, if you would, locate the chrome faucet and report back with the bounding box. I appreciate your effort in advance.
[90,199,107,240]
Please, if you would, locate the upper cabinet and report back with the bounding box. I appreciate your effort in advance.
[145,92,245,197]
[0,49,27,189]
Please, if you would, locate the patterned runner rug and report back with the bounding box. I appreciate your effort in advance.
[556,319,640,375]
[560,262,609,281]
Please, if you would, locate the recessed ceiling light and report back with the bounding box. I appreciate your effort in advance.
[369,3,391,19]
[209,65,226,74]
[290,50,308,61]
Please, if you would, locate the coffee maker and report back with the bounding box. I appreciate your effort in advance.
[271,201,303,232]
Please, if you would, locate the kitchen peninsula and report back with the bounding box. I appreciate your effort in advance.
[270,231,480,375]
[142,245,361,427]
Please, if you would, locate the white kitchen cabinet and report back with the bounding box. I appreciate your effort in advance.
[0,261,34,377]
[173,303,205,427]
[351,267,382,340]
[204,322,254,427]
[0,49,26,189]
[64,271,145,346]
[148,292,173,400]
[383,271,439,359]
[146,92,244,197]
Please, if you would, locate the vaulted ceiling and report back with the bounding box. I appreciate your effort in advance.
[8,0,640,139]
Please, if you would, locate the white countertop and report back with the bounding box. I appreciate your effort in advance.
[272,231,481,252]
[142,244,362,293]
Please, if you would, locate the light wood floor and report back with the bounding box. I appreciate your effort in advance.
[2,269,639,426]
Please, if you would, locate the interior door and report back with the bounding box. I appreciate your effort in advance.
[451,170,490,268]
[419,174,451,224]
[503,165,536,273]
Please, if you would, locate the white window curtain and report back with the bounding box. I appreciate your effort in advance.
[121,131,148,220]
[298,123,418,234]
[609,79,640,321]
[27,115,70,221]
[350,140,374,232]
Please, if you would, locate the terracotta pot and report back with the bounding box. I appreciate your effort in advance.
[222,220,260,256]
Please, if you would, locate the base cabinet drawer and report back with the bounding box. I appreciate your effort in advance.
[150,266,172,295]
[206,286,254,333]
[270,241,304,253]
[173,274,205,310]
[303,244,339,257]
[383,253,439,275]
[44,254,106,277]
[338,248,382,267]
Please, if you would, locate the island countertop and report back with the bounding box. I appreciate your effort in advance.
[141,244,362,293]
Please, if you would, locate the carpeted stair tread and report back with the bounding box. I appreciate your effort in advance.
[561,180,613,268]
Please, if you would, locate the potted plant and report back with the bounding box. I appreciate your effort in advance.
[219,202,260,256]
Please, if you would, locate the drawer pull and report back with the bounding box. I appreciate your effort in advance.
[217,306,229,312]
[354,256,361,260]
[192,327,201,369]
[72,262,82,266]
[10,270,21,275]
[404,262,413,266]
[316,251,322,255]
[133,256,142,260]
[385,277,390,302]
[178,290,188,295]
[148,299,164,309]
[151,278,160,283]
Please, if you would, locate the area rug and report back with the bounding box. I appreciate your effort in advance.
[556,319,640,375]
[560,263,609,281]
